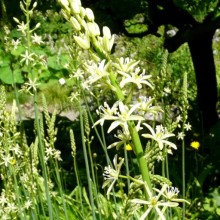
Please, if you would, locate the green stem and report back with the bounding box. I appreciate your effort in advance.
[128,121,152,199]
[108,71,124,101]
[11,166,25,220]
[119,174,144,185]
[124,144,130,190]
[83,91,111,165]
[73,152,85,218]
[87,135,102,220]
[108,71,152,199]
[79,107,96,220]
[34,94,53,219]
[54,160,69,220]
[182,137,186,219]
[24,1,53,218]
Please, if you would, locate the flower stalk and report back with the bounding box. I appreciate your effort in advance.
[128,121,152,197]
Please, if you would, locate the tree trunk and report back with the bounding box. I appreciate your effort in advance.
[188,31,218,130]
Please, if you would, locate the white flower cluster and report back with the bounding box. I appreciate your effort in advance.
[59,0,114,56]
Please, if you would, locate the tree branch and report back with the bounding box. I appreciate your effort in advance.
[164,16,220,52]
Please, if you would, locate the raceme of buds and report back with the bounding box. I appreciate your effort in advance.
[20,1,26,13]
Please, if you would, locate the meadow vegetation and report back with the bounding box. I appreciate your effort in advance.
[0,0,219,219]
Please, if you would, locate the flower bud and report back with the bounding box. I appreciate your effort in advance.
[13,17,20,24]
[80,7,86,18]
[70,17,81,31]
[35,23,41,29]
[103,36,114,52]
[61,9,71,20]
[20,1,26,13]
[87,22,100,36]
[74,34,90,49]
[77,17,87,30]
[102,27,114,52]
[103,36,113,52]
[90,51,101,62]
[33,2,37,8]
[72,0,81,6]
[103,26,111,39]
[85,8,94,21]
[60,0,69,8]
[70,1,80,14]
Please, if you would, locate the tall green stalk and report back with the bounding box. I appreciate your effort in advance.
[182,137,186,219]
[79,106,96,220]
[124,144,130,190]
[181,72,188,220]
[34,94,53,219]
[24,1,53,218]
[84,110,102,220]
[70,129,85,218]
[127,121,152,198]
[107,57,152,199]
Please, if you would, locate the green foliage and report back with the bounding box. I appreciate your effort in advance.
[0,0,220,219]
[174,0,219,22]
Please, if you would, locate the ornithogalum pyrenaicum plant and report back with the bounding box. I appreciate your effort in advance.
[0,0,191,219]
[58,0,190,219]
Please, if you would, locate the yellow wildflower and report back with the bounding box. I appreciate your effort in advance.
[126,144,132,151]
[10,159,17,165]
[190,141,200,150]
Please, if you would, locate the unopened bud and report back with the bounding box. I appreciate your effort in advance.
[70,17,81,31]
[90,51,101,62]
[103,26,111,39]
[33,2,37,8]
[20,1,26,13]
[85,8,94,21]
[87,22,100,36]
[61,9,71,20]
[73,0,82,6]
[35,23,41,29]
[74,34,90,49]
[102,27,114,52]
[70,1,80,14]
[13,17,20,24]
[59,0,69,8]
[103,35,115,52]
[59,0,71,14]
[80,7,86,17]
[77,18,87,30]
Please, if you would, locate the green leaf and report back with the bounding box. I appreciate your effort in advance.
[0,55,11,67]
[48,54,70,70]
[0,66,24,84]
[11,45,25,57]
[13,69,24,83]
